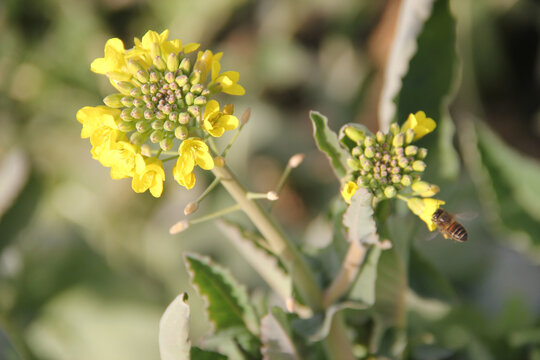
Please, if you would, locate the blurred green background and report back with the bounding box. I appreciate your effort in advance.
[0,0,539,359]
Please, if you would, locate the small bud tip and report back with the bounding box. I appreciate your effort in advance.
[214,156,226,167]
[184,202,199,216]
[169,220,189,235]
[241,108,251,125]
[267,191,279,201]
[288,153,305,168]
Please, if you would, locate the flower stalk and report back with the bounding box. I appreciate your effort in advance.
[212,162,356,360]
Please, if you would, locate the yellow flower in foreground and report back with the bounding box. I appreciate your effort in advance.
[211,71,245,95]
[132,155,165,197]
[407,197,445,231]
[173,138,214,189]
[411,181,440,197]
[90,38,127,75]
[107,141,139,179]
[401,111,436,140]
[77,106,120,139]
[203,100,239,137]
[341,181,358,204]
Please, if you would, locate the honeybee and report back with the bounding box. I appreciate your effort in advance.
[432,208,468,242]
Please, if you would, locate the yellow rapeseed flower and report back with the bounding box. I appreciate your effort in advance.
[401,111,436,141]
[79,29,245,196]
[341,181,358,204]
[202,100,239,137]
[132,155,165,197]
[407,197,445,231]
[173,138,214,189]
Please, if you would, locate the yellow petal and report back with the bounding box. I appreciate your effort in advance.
[401,111,436,140]
[407,197,445,231]
[341,181,358,204]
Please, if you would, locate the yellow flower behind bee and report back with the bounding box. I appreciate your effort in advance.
[203,100,239,137]
[173,138,214,189]
[411,181,440,197]
[401,111,436,140]
[406,197,445,231]
[341,181,359,204]
[132,155,165,197]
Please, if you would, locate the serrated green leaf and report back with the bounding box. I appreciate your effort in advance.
[184,252,260,337]
[159,293,191,360]
[380,0,460,180]
[309,111,349,179]
[261,307,300,360]
[218,220,291,302]
[348,246,381,305]
[342,188,378,245]
[190,347,228,360]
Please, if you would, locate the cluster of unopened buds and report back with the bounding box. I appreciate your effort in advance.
[340,111,446,231]
[77,30,244,197]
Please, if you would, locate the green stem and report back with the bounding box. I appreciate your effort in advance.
[211,163,356,360]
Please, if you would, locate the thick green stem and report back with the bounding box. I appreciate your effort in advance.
[212,163,356,360]
[212,164,322,309]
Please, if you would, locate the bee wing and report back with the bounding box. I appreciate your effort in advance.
[455,211,478,221]
[426,230,439,241]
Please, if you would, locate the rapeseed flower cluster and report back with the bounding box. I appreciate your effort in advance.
[77,30,244,197]
[340,111,445,231]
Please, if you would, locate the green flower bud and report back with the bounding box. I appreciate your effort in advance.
[189,69,201,85]
[405,145,418,156]
[151,120,164,130]
[191,84,204,95]
[192,96,206,106]
[160,137,174,151]
[401,175,412,186]
[165,71,175,83]
[184,92,194,106]
[417,148,428,159]
[188,105,200,118]
[114,81,135,95]
[149,71,160,83]
[127,60,145,75]
[376,131,385,144]
[398,157,409,168]
[412,160,426,172]
[167,53,180,72]
[136,120,150,133]
[405,129,415,144]
[384,186,396,198]
[175,125,189,140]
[169,112,178,122]
[130,132,146,145]
[150,130,164,143]
[391,174,401,183]
[360,158,373,170]
[155,111,166,120]
[144,110,155,120]
[346,158,361,170]
[392,133,404,148]
[364,136,376,147]
[164,120,176,132]
[179,58,191,74]
[120,109,134,121]
[153,55,167,71]
[175,75,188,87]
[130,87,143,98]
[132,98,144,107]
[364,146,375,158]
[135,70,150,83]
[389,123,400,135]
[344,126,366,143]
[178,112,191,125]
[118,121,135,132]
[103,94,124,108]
[351,146,362,157]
